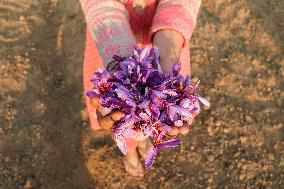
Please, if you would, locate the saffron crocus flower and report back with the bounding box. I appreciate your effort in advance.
[86,45,210,168]
[145,138,182,169]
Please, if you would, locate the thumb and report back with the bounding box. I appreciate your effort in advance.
[90,97,108,116]
[110,111,125,122]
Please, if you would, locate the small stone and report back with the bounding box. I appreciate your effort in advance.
[239,173,246,180]
[229,139,238,145]
[246,172,255,180]
[268,154,275,161]
[279,157,284,167]
[24,178,36,189]
[191,77,199,83]
[4,156,10,162]
[215,121,222,127]
[81,110,89,121]
[240,137,247,144]
[277,98,283,107]
[207,127,213,136]
[223,128,230,134]
[244,115,254,123]
[208,155,214,162]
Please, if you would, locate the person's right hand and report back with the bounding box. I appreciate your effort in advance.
[90,97,125,130]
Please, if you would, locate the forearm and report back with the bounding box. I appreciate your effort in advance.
[153,29,184,72]
[151,0,201,72]
[79,0,136,66]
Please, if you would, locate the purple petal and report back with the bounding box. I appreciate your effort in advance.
[180,98,194,109]
[158,139,182,150]
[172,62,181,76]
[168,105,191,122]
[151,90,167,109]
[191,101,200,114]
[152,90,167,99]
[174,120,183,127]
[162,89,178,96]
[115,135,127,155]
[114,88,129,100]
[139,47,149,62]
[145,146,158,169]
[86,90,97,97]
[139,112,150,120]
[123,128,137,138]
[142,125,154,137]
[152,46,160,64]
[123,114,140,127]
[138,99,150,109]
[197,95,210,107]
[133,47,140,60]
[120,60,135,75]
[151,104,160,118]
[126,98,137,107]
[145,108,151,116]
[157,130,167,141]
[147,71,165,87]
[159,110,167,122]
[112,54,124,62]
[113,71,125,80]
[161,123,172,133]
[122,78,131,85]
[183,75,190,85]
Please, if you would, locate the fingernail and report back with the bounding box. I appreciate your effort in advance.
[112,111,125,121]
[187,118,193,125]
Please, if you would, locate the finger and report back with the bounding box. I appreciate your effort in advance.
[90,97,100,109]
[90,97,108,116]
[110,111,125,122]
[186,109,200,125]
[167,126,179,137]
[193,108,201,118]
[98,111,125,130]
[187,117,194,125]
[98,115,115,130]
[192,103,201,118]
[179,124,189,135]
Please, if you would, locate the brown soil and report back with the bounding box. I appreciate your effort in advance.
[0,0,283,188]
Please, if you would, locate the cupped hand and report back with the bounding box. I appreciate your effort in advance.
[90,97,125,130]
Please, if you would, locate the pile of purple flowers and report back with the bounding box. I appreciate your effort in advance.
[87,45,210,169]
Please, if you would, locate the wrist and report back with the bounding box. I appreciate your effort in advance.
[153,29,184,72]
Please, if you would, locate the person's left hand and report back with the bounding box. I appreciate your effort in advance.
[153,29,197,136]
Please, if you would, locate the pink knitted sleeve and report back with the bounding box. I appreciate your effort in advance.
[150,0,201,45]
[79,0,136,65]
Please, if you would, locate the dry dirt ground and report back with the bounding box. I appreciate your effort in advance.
[0,0,283,188]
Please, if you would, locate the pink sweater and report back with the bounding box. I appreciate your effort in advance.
[79,0,201,65]
[79,0,201,131]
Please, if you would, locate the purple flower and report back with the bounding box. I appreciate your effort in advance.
[145,139,182,169]
[86,45,210,168]
[167,105,192,125]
